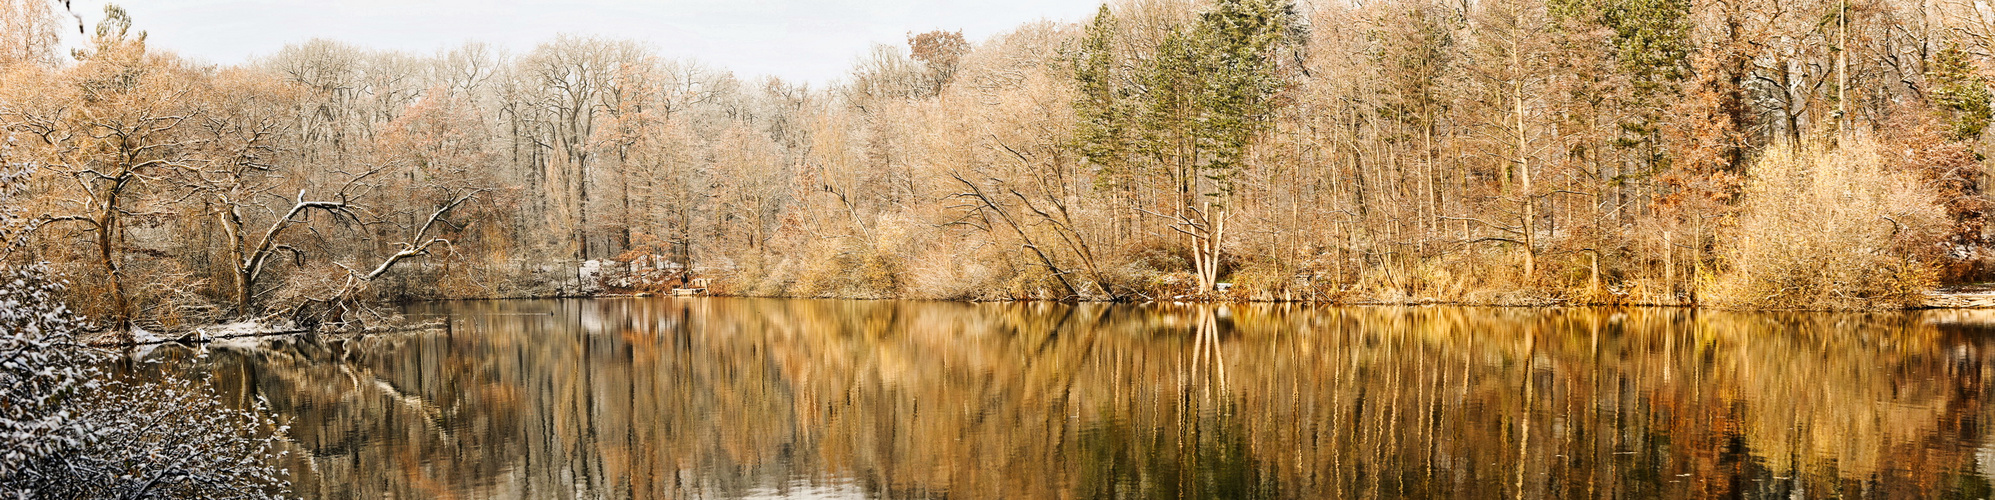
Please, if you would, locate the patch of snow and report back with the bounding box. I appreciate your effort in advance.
[207,336,266,351]
[578,259,611,294]
[205,321,265,337]
[128,326,161,360]
[128,326,160,343]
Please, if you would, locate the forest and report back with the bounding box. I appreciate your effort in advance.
[3,0,1993,333]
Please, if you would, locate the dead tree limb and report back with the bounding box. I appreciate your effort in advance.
[284,190,482,329]
[950,173,1081,299]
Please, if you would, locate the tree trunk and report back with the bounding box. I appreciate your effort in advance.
[1513,38,1536,279]
[97,176,132,336]
[222,205,250,316]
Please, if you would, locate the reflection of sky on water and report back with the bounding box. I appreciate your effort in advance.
[145,299,1995,498]
[739,479,869,500]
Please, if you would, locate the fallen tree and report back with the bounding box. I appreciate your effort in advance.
[283,190,482,329]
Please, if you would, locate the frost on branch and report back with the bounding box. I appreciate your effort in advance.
[0,265,292,498]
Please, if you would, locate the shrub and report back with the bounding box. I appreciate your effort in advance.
[1226,260,1291,300]
[1709,138,1948,309]
[0,265,292,498]
[904,239,1012,301]
[790,241,906,299]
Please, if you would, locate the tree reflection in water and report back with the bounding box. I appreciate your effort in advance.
[163,299,1995,499]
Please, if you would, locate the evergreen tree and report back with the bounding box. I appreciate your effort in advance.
[1072,5,1133,192]
[1196,0,1302,198]
[1930,42,1992,141]
[1125,0,1303,206]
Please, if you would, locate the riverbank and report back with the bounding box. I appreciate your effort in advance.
[1924,285,1995,308]
[92,282,1993,346]
[439,272,1995,311]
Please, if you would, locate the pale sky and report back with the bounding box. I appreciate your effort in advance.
[58,0,1105,85]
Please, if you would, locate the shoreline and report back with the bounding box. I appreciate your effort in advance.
[398,289,1995,311]
[101,290,1989,346]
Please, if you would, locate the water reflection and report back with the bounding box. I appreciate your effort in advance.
[169,299,1995,498]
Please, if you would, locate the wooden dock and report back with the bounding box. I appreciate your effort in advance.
[1925,289,1995,308]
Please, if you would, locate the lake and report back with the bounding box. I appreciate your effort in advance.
[155,298,1995,498]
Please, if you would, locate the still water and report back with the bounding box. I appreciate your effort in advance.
[164,298,1995,498]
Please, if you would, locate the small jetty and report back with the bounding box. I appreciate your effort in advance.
[1925,285,1995,308]
[669,277,713,297]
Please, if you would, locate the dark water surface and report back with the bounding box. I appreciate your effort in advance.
[160,298,1995,498]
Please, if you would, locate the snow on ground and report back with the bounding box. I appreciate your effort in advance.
[202,321,268,337]
[128,326,161,343]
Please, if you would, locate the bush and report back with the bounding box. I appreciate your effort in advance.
[790,242,905,299]
[0,265,292,498]
[1709,138,1948,309]
[1226,261,1292,300]
[904,239,1013,301]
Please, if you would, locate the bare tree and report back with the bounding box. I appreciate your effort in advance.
[4,6,194,333]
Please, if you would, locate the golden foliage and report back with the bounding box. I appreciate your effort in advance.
[1709,138,1948,309]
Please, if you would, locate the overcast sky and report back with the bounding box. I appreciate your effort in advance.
[57,0,1104,86]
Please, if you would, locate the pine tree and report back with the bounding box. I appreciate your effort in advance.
[1197,0,1301,198]
[1929,42,1992,141]
[1072,6,1133,194]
